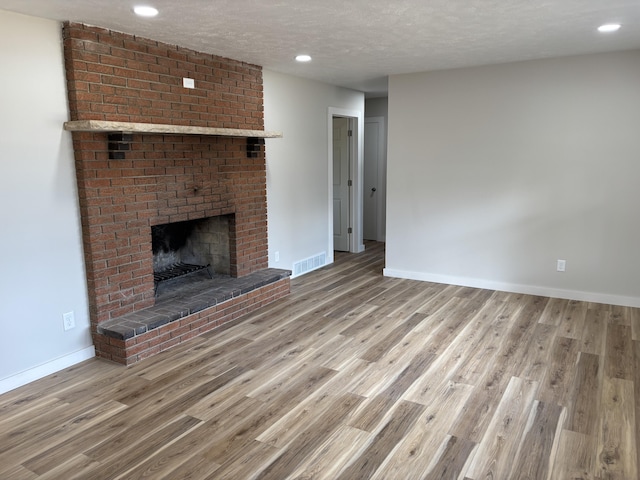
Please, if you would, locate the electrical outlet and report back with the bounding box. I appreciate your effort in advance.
[274,251,280,262]
[556,259,566,272]
[63,311,75,331]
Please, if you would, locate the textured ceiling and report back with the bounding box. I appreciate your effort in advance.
[1,0,639,96]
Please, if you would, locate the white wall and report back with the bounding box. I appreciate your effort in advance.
[263,70,365,273]
[0,10,94,393]
[386,50,640,307]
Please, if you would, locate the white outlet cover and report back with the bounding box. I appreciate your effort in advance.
[183,77,195,89]
[63,311,75,331]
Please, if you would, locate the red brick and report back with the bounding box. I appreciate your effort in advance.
[136,345,161,362]
[159,337,181,352]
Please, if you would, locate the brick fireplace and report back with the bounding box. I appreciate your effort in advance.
[63,23,290,364]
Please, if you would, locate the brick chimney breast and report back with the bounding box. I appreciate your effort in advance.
[63,23,287,364]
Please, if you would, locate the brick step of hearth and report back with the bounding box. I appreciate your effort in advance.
[97,268,291,341]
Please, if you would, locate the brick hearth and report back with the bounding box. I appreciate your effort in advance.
[63,23,289,364]
[95,269,290,364]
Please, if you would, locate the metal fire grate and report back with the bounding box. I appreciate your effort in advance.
[154,263,212,284]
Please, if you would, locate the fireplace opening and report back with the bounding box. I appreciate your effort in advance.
[151,214,233,295]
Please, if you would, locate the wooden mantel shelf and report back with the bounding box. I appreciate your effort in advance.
[63,120,283,138]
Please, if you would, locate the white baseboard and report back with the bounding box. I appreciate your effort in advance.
[383,268,640,308]
[0,346,95,395]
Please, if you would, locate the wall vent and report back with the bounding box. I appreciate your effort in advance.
[292,252,327,277]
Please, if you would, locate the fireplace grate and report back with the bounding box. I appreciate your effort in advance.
[154,263,212,284]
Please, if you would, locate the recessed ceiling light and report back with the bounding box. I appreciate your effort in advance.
[133,5,159,17]
[295,55,312,63]
[598,23,621,33]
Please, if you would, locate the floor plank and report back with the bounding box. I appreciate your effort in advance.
[605,324,634,381]
[596,376,637,479]
[550,429,597,480]
[509,400,565,480]
[581,305,608,356]
[565,352,601,435]
[335,400,426,480]
[373,380,474,479]
[462,376,539,479]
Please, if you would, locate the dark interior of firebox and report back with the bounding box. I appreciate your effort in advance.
[151,215,231,295]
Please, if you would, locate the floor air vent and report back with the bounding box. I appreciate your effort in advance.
[293,252,327,277]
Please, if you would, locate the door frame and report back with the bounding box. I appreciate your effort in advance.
[328,107,364,261]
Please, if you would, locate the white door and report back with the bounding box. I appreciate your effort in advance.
[364,117,383,241]
[333,117,350,252]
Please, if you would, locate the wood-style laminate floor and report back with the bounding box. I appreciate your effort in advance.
[1,241,639,479]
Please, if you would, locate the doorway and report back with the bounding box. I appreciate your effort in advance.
[328,107,364,259]
[332,116,350,252]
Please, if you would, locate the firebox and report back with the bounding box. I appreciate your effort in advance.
[151,214,233,294]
